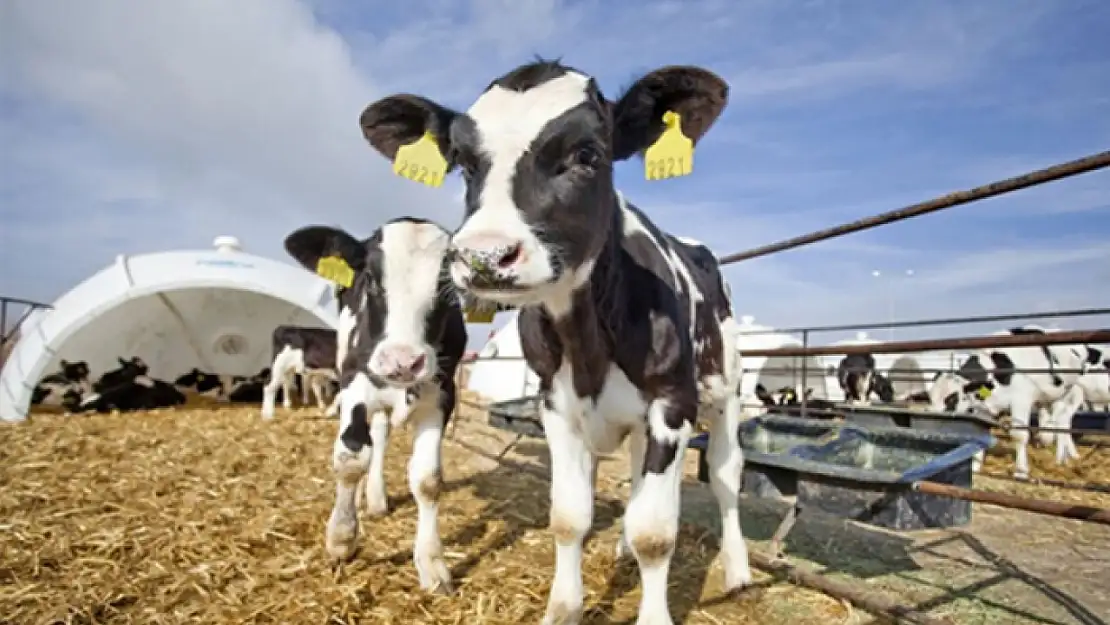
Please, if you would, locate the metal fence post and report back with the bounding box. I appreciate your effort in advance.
[800,329,810,417]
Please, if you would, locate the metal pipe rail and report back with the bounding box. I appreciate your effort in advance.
[741,329,1110,358]
[736,306,1110,336]
[1,295,52,346]
[746,366,1103,376]
[914,480,1110,525]
[718,150,1110,266]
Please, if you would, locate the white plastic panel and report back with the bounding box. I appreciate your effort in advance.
[0,244,339,422]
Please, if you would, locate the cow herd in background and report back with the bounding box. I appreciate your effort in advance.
[16,57,1110,625]
[755,326,1110,478]
[30,326,343,416]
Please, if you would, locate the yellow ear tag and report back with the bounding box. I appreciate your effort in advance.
[196,374,205,382]
[464,302,496,324]
[393,131,447,188]
[977,387,992,400]
[316,256,354,288]
[644,111,694,181]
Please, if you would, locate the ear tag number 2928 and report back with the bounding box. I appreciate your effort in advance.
[644,111,694,181]
[316,256,354,288]
[393,131,448,188]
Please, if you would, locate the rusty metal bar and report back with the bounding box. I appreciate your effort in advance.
[746,366,1102,376]
[741,329,1110,358]
[719,150,1110,266]
[759,405,1110,437]
[738,306,1110,336]
[913,480,1110,525]
[768,502,802,560]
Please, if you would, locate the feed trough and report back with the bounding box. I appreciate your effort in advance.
[767,402,998,439]
[691,415,995,531]
[487,395,544,438]
[1072,410,1110,441]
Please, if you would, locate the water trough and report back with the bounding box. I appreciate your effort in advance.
[489,398,994,531]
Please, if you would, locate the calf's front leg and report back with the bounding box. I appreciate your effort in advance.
[709,393,753,591]
[364,411,391,517]
[540,406,595,625]
[407,406,453,593]
[622,397,694,625]
[325,377,373,560]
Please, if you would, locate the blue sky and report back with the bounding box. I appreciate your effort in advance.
[3,0,1109,348]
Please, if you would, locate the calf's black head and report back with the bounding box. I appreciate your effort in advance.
[284,218,458,388]
[358,59,729,310]
[59,360,91,382]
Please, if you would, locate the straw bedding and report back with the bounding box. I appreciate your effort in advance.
[977,433,1110,508]
[1,402,849,625]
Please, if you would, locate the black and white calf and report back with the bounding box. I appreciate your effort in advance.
[755,384,838,412]
[360,59,747,624]
[31,359,92,407]
[926,326,1095,477]
[283,218,467,594]
[259,326,340,419]
[77,359,185,413]
[836,353,895,404]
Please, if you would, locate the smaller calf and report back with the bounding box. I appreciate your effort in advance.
[225,368,277,403]
[260,327,340,419]
[95,357,149,392]
[174,368,230,400]
[754,384,839,414]
[78,373,185,413]
[837,354,893,404]
[284,217,467,594]
[31,360,92,408]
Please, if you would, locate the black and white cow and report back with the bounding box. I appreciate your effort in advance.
[359,60,747,623]
[283,218,467,594]
[755,384,838,412]
[926,326,1097,477]
[175,367,286,404]
[94,357,148,392]
[31,359,92,407]
[836,354,896,404]
[76,359,185,413]
[260,326,340,419]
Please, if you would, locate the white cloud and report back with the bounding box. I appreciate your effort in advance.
[2,0,1108,348]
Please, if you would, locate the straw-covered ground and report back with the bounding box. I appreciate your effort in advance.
[3,395,1109,624]
[2,398,846,625]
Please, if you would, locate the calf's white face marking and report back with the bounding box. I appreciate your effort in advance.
[450,72,592,306]
[369,221,451,386]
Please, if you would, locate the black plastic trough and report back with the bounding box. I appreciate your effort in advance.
[1072,411,1110,441]
[767,402,998,439]
[489,396,997,530]
[487,395,544,438]
[692,415,996,531]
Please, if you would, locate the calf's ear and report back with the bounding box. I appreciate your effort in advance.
[284,226,365,272]
[610,66,729,162]
[359,95,459,165]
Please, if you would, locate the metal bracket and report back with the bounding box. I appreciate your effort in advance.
[769,502,803,562]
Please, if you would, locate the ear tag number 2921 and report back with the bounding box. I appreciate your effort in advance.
[393,131,448,188]
[316,256,354,288]
[644,111,694,181]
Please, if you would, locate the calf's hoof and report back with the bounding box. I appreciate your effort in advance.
[364,498,390,518]
[325,512,360,561]
[415,554,454,595]
[634,612,675,625]
[541,602,583,625]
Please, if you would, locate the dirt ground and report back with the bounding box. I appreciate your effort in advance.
[453,403,1110,625]
[2,400,1108,625]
